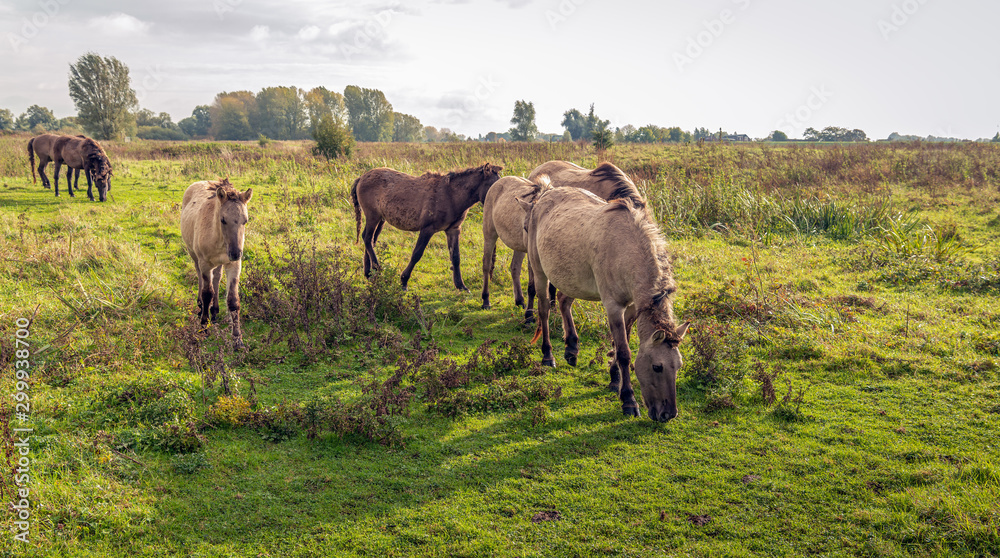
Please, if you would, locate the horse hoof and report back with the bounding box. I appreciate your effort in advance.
[515,300,525,308]
[541,358,555,367]
[564,353,577,367]
[622,406,640,418]
[607,383,621,393]
[523,314,536,325]
[482,301,491,310]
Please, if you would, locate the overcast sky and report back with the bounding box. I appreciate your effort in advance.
[1,0,997,140]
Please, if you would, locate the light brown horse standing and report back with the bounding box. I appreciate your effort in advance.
[180,179,253,347]
[480,175,549,319]
[528,160,646,209]
[351,163,503,291]
[519,186,690,421]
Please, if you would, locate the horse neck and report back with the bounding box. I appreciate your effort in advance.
[449,173,485,207]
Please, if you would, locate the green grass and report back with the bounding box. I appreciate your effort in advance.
[0,136,998,557]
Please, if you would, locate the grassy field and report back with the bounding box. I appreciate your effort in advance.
[0,135,998,557]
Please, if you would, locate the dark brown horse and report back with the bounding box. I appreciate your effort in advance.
[28,134,112,201]
[59,135,112,202]
[351,163,503,290]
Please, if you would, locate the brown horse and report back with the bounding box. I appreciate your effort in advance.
[528,160,646,209]
[351,163,503,291]
[180,178,253,347]
[480,161,645,319]
[519,186,690,421]
[27,133,112,201]
[58,135,112,202]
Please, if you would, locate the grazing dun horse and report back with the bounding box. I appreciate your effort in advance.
[27,133,65,192]
[351,163,503,291]
[519,187,690,422]
[480,160,645,320]
[180,179,253,346]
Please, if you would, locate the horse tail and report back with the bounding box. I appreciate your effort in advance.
[27,138,36,184]
[350,176,362,243]
[530,322,543,344]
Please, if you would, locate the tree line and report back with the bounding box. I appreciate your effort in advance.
[2,52,900,149]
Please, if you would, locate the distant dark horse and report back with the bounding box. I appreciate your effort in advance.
[351,163,503,290]
[28,134,112,201]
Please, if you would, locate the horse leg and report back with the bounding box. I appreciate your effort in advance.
[81,169,94,201]
[532,266,555,367]
[361,218,381,278]
[524,262,536,324]
[197,265,215,326]
[509,250,525,308]
[558,292,579,366]
[445,227,468,291]
[209,265,225,323]
[606,305,639,417]
[224,261,245,348]
[51,161,59,197]
[400,229,434,291]
[65,166,74,197]
[38,159,51,189]
[481,237,496,309]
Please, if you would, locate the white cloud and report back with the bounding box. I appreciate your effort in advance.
[250,25,270,41]
[87,12,150,35]
[296,25,320,41]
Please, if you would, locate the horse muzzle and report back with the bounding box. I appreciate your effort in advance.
[228,249,243,262]
[648,404,677,423]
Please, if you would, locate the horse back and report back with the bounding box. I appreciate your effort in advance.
[355,167,443,232]
[181,181,222,256]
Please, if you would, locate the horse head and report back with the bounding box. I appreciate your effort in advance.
[476,163,504,203]
[634,298,689,422]
[216,180,253,262]
[88,152,113,202]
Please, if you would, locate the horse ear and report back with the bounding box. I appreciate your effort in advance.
[241,188,253,203]
[675,321,691,340]
[652,330,667,344]
[215,186,226,201]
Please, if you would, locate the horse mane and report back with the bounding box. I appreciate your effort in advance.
[606,196,677,329]
[591,163,645,208]
[81,137,113,178]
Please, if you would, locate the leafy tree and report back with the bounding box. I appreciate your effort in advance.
[209,91,256,140]
[304,87,348,136]
[312,112,354,160]
[561,130,572,142]
[255,86,308,140]
[692,127,712,141]
[592,120,614,151]
[803,127,821,141]
[343,85,394,142]
[16,105,58,131]
[485,131,499,142]
[561,108,586,141]
[992,132,1000,143]
[68,53,138,140]
[179,105,212,138]
[0,109,14,131]
[392,112,423,142]
[584,103,609,140]
[769,130,788,141]
[508,100,538,142]
[665,126,690,142]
